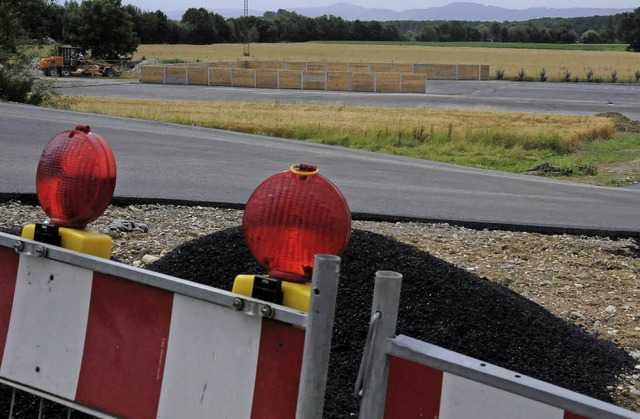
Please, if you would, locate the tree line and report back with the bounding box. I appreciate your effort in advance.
[6,0,640,62]
[15,0,640,53]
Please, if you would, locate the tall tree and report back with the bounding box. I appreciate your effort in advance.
[489,22,502,42]
[417,26,438,42]
[0,0,25,62]
[64,0,139,59]
[617,7,640,51]
[182,8,218,44]
[0,0,51,104]
[19,0,59,41]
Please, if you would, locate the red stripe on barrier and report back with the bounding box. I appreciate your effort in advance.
[384,356,444,419]
[564,412,588,419]
[75,272,173,418]
[251,319,305,419]
[0,248,19,364]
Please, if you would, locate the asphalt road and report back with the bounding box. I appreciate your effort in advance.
[2,101,639,234]
[54,78,640,121]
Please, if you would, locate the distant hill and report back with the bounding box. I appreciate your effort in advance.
[166,2,633,21]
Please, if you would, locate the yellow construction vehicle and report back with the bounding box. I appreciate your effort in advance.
[39,47,121,78]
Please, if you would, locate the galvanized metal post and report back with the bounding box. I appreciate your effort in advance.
[358,271,403,419]
[296,254,341,419]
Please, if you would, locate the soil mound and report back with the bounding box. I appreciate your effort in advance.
[149,227,635,418]
[597,111,640,133]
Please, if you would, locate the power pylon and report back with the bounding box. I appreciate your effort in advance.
[243,0,250,56]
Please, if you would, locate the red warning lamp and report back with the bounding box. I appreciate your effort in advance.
[35,125,116,229]
[243,164,351,282]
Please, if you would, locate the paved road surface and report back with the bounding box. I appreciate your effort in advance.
[2,102,639,234]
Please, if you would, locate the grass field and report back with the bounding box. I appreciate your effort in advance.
[57,96,640,186]
[135,43,640,82]
[310,41,630,52]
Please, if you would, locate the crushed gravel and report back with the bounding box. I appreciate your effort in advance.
[1,199,639,416]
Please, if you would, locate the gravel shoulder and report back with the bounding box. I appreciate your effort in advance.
[1,201,639,413]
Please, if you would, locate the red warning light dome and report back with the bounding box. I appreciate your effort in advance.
[243,164,351,282]
[36,125,116,229]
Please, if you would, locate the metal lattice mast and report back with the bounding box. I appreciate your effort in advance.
[243,0,250,56]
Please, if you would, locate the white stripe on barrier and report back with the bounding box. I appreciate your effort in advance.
[1,256,92,399]
[439,372,565,419]
[157,294,262,418]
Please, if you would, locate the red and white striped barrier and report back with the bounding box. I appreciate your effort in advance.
[385,346,587,419]
[357,271,640,419]
[0,236,339,419]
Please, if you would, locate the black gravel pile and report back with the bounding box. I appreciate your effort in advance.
[149,227,635,417]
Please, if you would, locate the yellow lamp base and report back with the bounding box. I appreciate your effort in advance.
[233,274,312,313]
[22,224,112,259]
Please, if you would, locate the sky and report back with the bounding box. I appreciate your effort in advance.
[121,0,639,13]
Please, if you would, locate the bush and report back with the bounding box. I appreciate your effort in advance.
[610,70,618,83]
[0,64,56,105]
[563,70,572,82]
[581,29,601,44]
[517,68,526,81]
[635,70,640,82]
[539,68,548,82]
[495,68,504,80]
[586,68,594,82]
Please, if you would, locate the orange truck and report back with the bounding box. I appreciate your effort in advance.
[39,47,121,78]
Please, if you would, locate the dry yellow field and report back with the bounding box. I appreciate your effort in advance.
[136,43,640,82]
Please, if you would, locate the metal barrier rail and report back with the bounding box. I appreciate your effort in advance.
[0,382,104,418]
[357,271,640,419]
[0,232,340,419]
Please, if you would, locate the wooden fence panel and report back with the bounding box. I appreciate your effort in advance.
[413,64,437,79]
[262,61,287,70]
[244,61,263,69]
[458,64,480,80]
[391,63,413,73]
[326,72,351,91]
[212,61,242,69]
[256,69,278,89]
[327,62,349,71]
[165,66,187,84]
[351,73,374,91]
[436,64,458,80]
[209,68,232,86]
[140,66,165,84]
[233,68,255,87]
[480,65,491,80]
[187,67,208,85]
[286,62,306,71]
[278,70,302,89]
[302,71,326,90]
[375,73,401,93]
[370,63,392,73]
[306,62,327,72]
[401,73,427,93]
[348,63,370,73]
